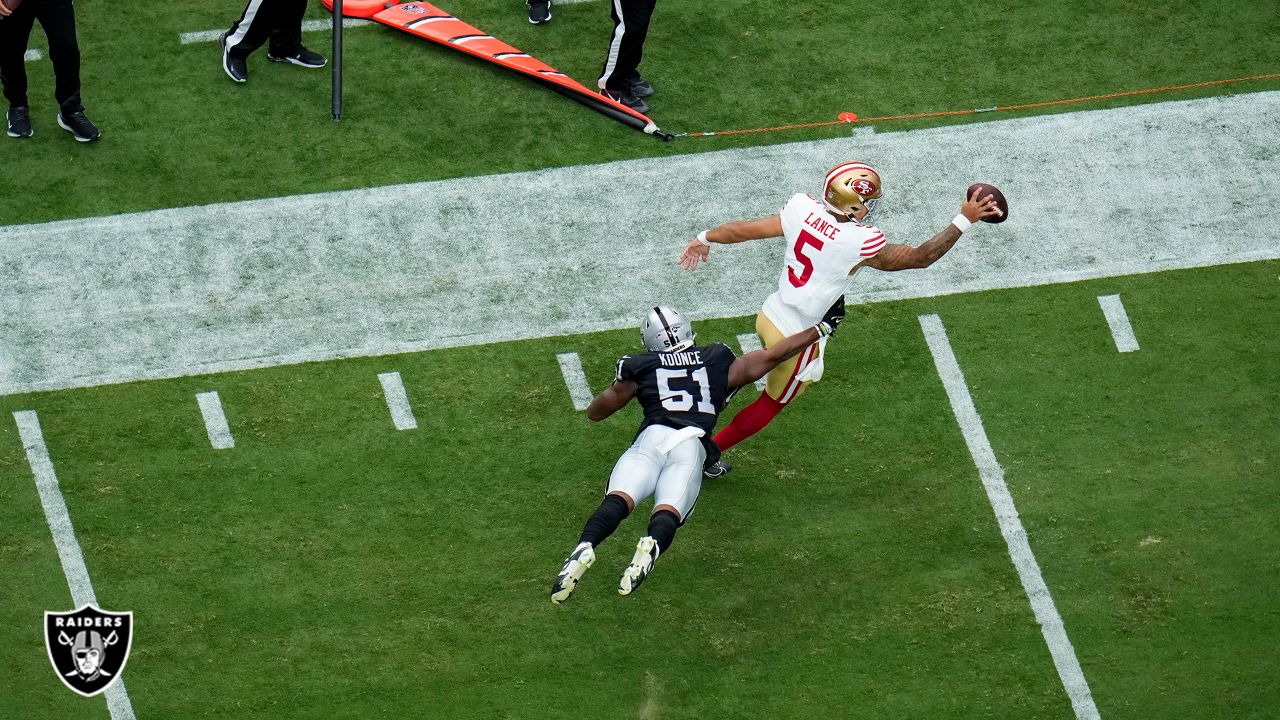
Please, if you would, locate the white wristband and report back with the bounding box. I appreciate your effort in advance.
[951,214,972,233]
[696,230,712,247]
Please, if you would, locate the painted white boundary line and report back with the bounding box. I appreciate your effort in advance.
[196,391,235,449]
[557,353,593,411]
[735,333,767,390]
[1097,294,1139,352]
[14,411,138,720]
[918,314,1100,720]
[377,371,418,430]
[180,18,371,44]
[24,49,43,62]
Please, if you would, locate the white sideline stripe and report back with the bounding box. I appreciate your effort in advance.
[24,49,43,62]
[1097,294,1139,352]
[196,391,235,449]
[735,333,767,391]
[180,18,371,44]
[3,91,1280,397]
[377,371,417,430]
[14,411,138,720]
[557,353,593,411]
[918,315,1100,720]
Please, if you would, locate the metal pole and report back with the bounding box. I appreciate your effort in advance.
[332,0,343,121]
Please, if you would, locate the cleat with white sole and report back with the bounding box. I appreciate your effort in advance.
[550,542,595,604]
[618,536,659,596]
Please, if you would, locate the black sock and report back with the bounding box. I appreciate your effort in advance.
[579,494,630,547]
[646,510,680,555]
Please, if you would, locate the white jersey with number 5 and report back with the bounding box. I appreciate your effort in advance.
[761,193,886,335]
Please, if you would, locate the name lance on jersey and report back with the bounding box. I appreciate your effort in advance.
[804,212,840,240]
[659,350,703,366]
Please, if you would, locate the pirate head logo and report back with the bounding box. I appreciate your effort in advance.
[45,604,133,697]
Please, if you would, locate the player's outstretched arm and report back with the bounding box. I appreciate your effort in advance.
[727,297,846,387]
[586,380,638,422]
[678,215,784,271]
[863,187,1002,271]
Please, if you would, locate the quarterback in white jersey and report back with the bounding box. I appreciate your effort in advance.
[677,161,1003,476]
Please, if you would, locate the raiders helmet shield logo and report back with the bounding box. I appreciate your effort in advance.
[44,604,133,697]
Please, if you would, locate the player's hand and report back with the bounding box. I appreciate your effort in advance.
[678,238,711,271]
[818,295,846,336]
[961,186,1003,223]
[0,4,11,16]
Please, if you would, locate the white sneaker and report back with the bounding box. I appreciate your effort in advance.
[618,536,659,596]
[551,542,595,604]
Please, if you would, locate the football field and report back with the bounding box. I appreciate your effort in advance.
[3,0,1280,717]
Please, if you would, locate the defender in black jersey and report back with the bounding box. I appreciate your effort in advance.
[551,301,845,603]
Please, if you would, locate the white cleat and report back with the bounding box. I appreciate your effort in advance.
[618,536,659,596]
[551,542,595,605]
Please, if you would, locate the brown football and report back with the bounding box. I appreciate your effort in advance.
[966,183,1008,224]
[0,0,23,12]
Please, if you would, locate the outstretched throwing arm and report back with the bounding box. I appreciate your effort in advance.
[863,187,1002,271]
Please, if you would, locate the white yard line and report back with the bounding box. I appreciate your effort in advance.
[180,18,371,45]
[24,49,43,62]
[14,411,138,720]
[196,391,235,449]
[1096,294,1139,352]
[557,353,594,411]
[377,371,418,430]
[918,314,1100,720]
[2,91,1279,397]
[735,333,767,390]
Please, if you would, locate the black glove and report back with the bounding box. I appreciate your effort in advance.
[818,296,846,337]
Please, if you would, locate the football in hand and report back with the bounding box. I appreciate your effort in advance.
[966,183,1008,224]
[0,0,22,12]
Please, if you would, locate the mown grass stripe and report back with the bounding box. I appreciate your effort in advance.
[918,314,1100,720]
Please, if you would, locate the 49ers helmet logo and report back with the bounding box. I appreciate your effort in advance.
[850,178,876,197]
[45,604,134,697]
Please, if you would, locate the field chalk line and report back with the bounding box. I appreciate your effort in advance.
[557,353,593,411]
[3,91,1279,397]
[14,410,138,720]
[196,391,235,449]
[918,314,1100,720]
[1097,294,1140,352]
[735,333,768,391]
[378,371,418,430]
[180,18,371,44]
[24,49,43,62]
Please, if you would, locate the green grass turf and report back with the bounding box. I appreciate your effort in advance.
[1,260,1275,717]
[3,0,1279,225]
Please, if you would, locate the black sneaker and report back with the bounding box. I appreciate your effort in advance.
[6,105,32,138]
[57,110,100,142]
[600,87,649,114]
[219,32,248,82]
[527,0,551,24]
[629,76,654,98]
[267,46,327,68]
[703,459,732,479]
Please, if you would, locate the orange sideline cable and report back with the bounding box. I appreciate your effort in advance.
[680,72,1280,138]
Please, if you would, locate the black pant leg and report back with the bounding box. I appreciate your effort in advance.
[597,0,657,90]
[36,0,82,113]
[0,4,38,108]
[268,0,307,56]
[226,0,277,57]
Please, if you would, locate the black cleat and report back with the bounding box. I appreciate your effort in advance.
[599,87,649,115]
[6,106,33,138]
[629,76,654,98]
[220,32,248,82]
[527,0,551,24]
[57,110,100,142]
[267,46,327,68]
[703,459,732,479]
